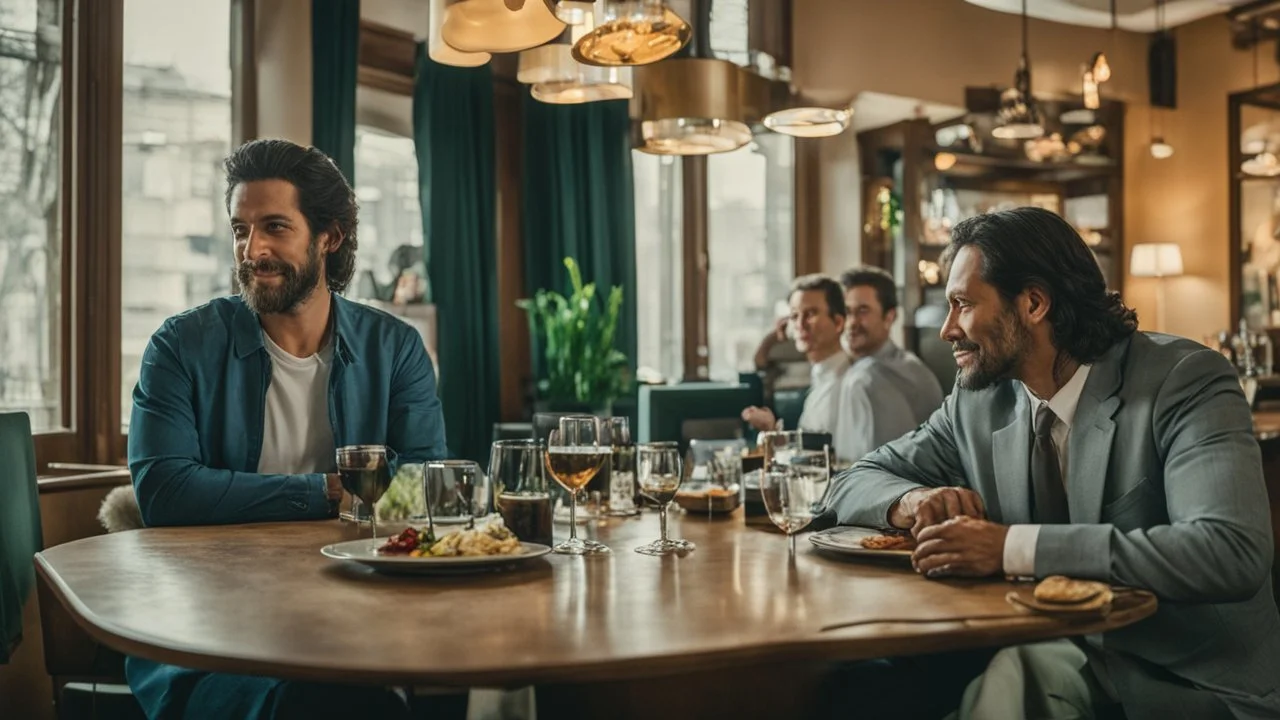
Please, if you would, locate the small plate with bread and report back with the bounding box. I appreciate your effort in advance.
[1006,576,1116,619]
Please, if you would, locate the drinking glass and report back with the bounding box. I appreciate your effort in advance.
[336,445,398,541]
[490,440,554,546]
[545,416,611,555]
[425,460,488,530]
[603,416,639,516]
[635,442,694,556]
[758,430,830,555]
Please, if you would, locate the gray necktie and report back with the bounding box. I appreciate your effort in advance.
[1031,403,1070,524]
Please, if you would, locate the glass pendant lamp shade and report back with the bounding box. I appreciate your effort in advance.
[518,3,633,104]
[571,0,691,67]
[634,58,751,155]
[1150,138,1174,159]
[429,0,491,67]
[1243,150,1280,177]
[993,0,1043,141]
[763,92,853,138]
[441,0,566,54]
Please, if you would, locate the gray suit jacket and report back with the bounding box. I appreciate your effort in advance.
[828,332,1280,719]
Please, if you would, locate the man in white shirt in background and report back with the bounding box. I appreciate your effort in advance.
[834,267,944,462]
[741,274,849,438]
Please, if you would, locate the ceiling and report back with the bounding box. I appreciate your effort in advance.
[964,0,1252,32]
[852,91,966,132]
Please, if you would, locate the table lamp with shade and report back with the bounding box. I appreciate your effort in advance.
[1129,242,1183,333]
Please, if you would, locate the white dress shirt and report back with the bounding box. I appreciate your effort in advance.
[833,341,944,463]
[1002,364,1092,577]
[796,351,851,434]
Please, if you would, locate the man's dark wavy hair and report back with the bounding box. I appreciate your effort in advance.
[946,207,1137,365]
[223,139,359,294]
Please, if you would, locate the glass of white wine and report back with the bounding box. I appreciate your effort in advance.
[545,416,611,555]
[758,431,829,556]
[635,442,694,556]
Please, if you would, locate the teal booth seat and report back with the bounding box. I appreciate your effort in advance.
[638,383,760,452]
[1,411,41,664]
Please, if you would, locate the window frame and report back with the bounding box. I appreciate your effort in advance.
[23,0,254,469]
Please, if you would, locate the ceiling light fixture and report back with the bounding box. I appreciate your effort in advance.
[1242,21,1277,177]
[571,0,691,67]
[441,0,566,55]
[635,58,752,156]
[518,5,633,104]
[762,95,853,138]
[428,0,491,66]
[992,0,1044,140]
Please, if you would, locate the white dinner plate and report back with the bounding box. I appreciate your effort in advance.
[808,526,915,560]
[320,538,552,575]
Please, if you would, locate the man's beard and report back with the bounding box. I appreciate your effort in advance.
[237,240,323,315]
[954,309,1029,391]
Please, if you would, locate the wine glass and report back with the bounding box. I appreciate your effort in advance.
[335,445,398,541]
[758,431,830,555]
[635,442,694,556]
[545,416,611,555]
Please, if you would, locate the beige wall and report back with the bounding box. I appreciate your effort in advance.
[794,0,1256,341]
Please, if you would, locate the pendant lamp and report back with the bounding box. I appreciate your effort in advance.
[518,3,633,104]
[429,0,491,67]
[571,0,691,67]
[763,90,853,138]
[441,0,566,55]
[635,58,751,155]
[992,0,1044,141]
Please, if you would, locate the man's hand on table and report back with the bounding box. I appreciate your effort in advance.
[912,516,1009,579]
[889,486,987,537]
[741,406,778,433]
[324,474,345,516]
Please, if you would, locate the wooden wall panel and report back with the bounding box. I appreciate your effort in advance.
[494,79,530,421]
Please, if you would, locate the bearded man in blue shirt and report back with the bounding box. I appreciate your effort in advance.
[125,138,447,719]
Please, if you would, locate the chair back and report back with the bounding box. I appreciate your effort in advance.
[0,412,42,663]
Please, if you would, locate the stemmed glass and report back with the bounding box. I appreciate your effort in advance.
[545,416,611,555]
[758,430,830,555]
[335,445,398,541]
[635,442,695,556]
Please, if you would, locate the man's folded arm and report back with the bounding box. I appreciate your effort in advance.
[1034,350,1274,603]
[827,391,965,528]
[128,327,331,527]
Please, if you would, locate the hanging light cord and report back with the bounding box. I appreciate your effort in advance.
[1021,0,1029,58]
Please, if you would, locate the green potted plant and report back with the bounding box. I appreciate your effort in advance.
[518,257,630,415]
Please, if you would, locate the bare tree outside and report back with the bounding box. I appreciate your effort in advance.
[0,0,63,430]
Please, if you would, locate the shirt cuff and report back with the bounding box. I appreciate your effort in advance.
[1003,524,1041,579]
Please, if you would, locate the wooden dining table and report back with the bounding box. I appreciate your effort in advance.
[35,511,1156,718]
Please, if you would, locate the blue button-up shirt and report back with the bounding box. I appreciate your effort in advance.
[127,293,448,526]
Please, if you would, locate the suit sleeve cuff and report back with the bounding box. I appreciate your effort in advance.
[1003,524,1041,578]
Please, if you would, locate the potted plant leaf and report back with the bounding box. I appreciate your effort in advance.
[518,257,630,416]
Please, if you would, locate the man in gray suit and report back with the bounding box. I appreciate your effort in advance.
[828,207,1280,719]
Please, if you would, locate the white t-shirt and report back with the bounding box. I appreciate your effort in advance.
[257,332,336,475]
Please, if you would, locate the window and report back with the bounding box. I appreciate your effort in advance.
[120,0,233,429]
[706,135,795,382]
[633,151,684,382]
[351,125,423,302]
[0,0,64,432]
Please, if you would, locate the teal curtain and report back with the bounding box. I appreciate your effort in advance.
[521,96,637,379]
[413,44,498,464]
[311,0,359,181]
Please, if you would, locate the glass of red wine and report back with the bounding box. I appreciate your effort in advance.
[335,445,398,541]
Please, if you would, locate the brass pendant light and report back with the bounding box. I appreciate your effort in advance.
[635,58,751,155]
[992,0,1044,141]
[428,0,491,67]
[571,0,691,67]
[441,0,566,55]
[518,4,633,104]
